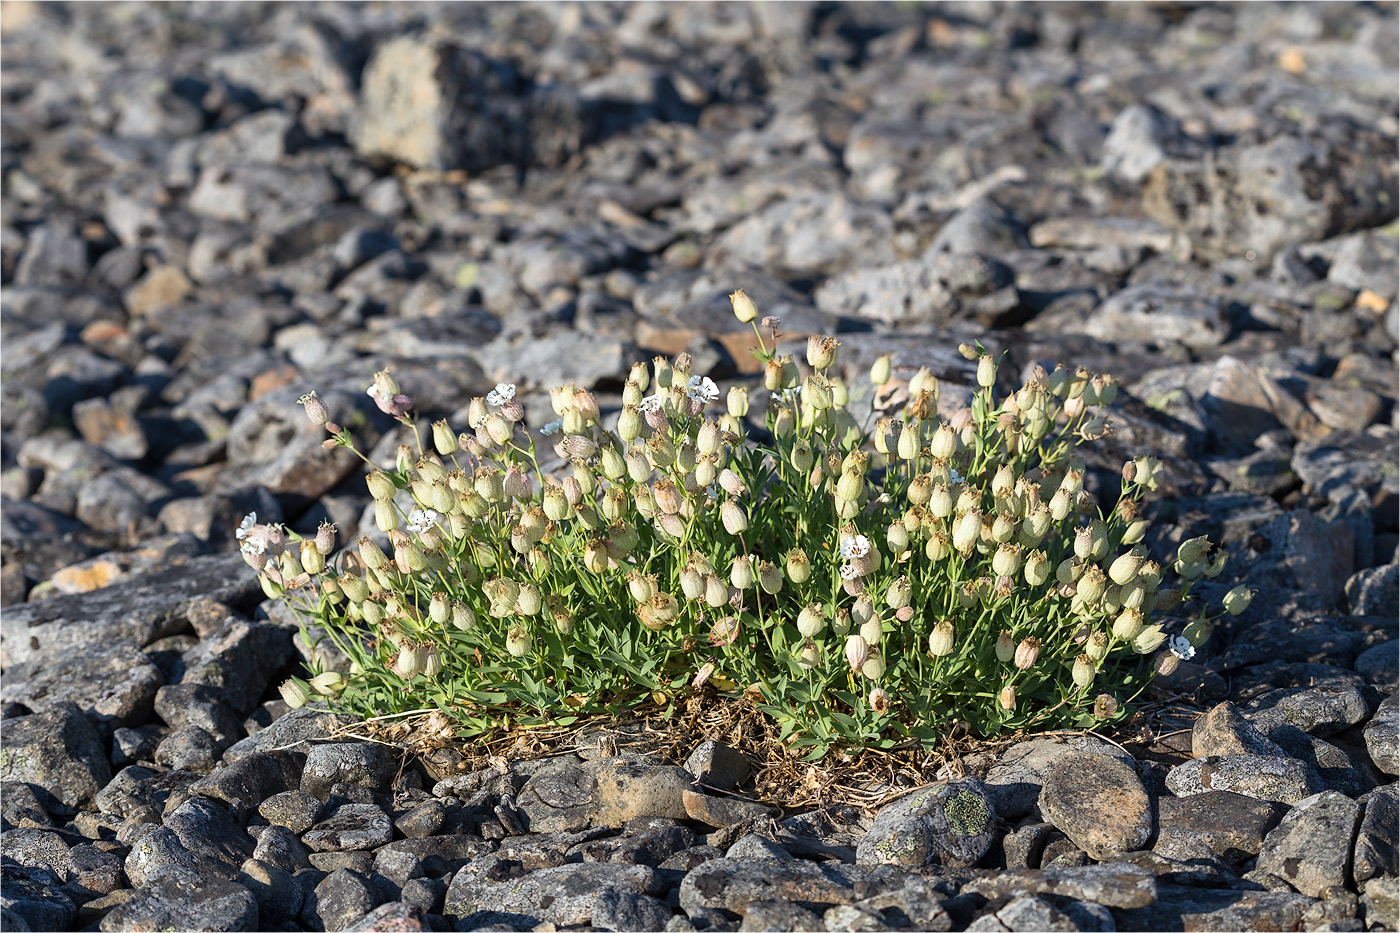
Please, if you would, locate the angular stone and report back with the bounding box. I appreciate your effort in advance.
[1075,284,1229,349]
[1038,752,1153,861]
[726,833,793,861]
[1165,755,1315,804]
[679,857,873,915]
[0,704,111,812]
[302,804,393,852]
[301,743,395,799]
[1364,693,1398,775]
[251,825,313,874]
[101,877,259,932]
[826,873,952,932]
[593,890,674,933]
[154,726,222,774]
[1153,792,1288,865]
[984,735,1135,822]
[221,707,355,763]
[1257,790,1363,899]
[1353,784,1398,885]
[394,798,446,839]
[303,867,380,931]
[737,898,826,932]
[0,641,164,737]
[344,901,431,932]
[373,834,493,874]
[237,858,303,927]
[685,741,753,791]
[1114,883,1313,932]
[1243,683,1371,738]
[972,894,1116,932]
[592,763,692,827]
[1269,725,1377,797]
[175,617,293,716]
[1,827,72,881]
[1362,876,1399,932]
[683,789,777,828]
[188,752,306,822]
[445,857,662,927]
[0,862,76,931]
[1192,701,1288,758]
[965,862,1157,909]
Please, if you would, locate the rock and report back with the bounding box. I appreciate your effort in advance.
[1361,875,1399,932]
[593,890,675,932]
[1073,284,1230,349]
[592,763,692,827]
[984,735,1136,821]
[394,799,446,839]
[99,877,260,932]
[1100,104,1186,185]
[712,193,895,278]
[95,766,202,821]
[1352,784,1398,885]
[222,707,355,763]
[175,616,293,716]
[66,843,126,901]
[445,857,663,927]
[154,726,223,774]
[344,901,431,932]
[1364,694,1399,775]
[1037,752,1153,861]
[1348,563,1400,616]
[302,803,394,853]
[855,779,996,869]
[1242,683,1371,738]
[968,894,1116,932]
[153,683,244,750]
[301,743,395,799]
[965,862,1157,909]
[1165,755,1315,805]
[1256,790,1363,899]
[1,782,53,829]
[302,867,380,931]
[1268,725,1376,797]
[0,704,112,813]
[1153,792,1288,864]
[1192,701,1288,758]
[0,862,76,931]
[1353,641,1400,686]
[678,857,871,917]
[737,898,826,931]
[237,858,303,926]
[685,741,753,791]
[1114,883,1314,932]
[188,751,306,822]
[683,789,777,828]
[726,833,793,861]
[1,827,72,881]
[814,251,1013,326]
[251,825,314,874]
[0,640,164,737]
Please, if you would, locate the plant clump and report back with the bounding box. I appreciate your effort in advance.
[252,290,1252,760]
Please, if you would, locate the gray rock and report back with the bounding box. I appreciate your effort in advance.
[571,817,695,867]
[1361,875,1399,931]
[683,789,778,828]
[1257,790,1363,899]
[1243,683,1371,738]
[344,901,430,931]
[856,779,997,869]
[1364,693,1399,775]
[188,752,306,822]
[237,857,302,926]
[1100,104,1184,184]
[175,617,294,716]
[1071,284,1229,349]
[301,743,395,799]
[394,798,446,839]
[1153,791,1288,865]
[1192,701,1288,758]
[965,862,1157,909]
[658,845,725,873]
[0,862,76,931]
[303,867,380,932]
[678,857,871,917]
[0,704,112,813]
[1353,783,1398,885]
[222,707,355,763]
[685,741,753,791]
[220,385,364,502]
[111,723,165,767]
[0,640,164,738]
[125,797,256,887]
[737,898,826,932]
[65,843,126,901]
[984,735,1136,821]
[1165,755,1315,805]
[95,766,202,822]
[154,726,223,774]
[594,890,675,933]
[1,827,72,881]
[1,782,53,829]
[98,876,259,931]
[250,824,314,874]
[0,552,260,669]
[1269,725,1377,797]
[1038,752,1153,861]
[153,683,244,750]
[592,763,693,827]
[814,251,1013,326]
[373,834,493,875]
[1353,640,1399,685]
[970,894,1116,932]
[1113,883,1314,932]
[446,857,663,927]
[727,833,793,861]
[712,193,895,278]
[303,803,393,853]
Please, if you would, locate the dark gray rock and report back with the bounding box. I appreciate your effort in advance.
[111,723,165,767]
[1165,755,1315,805]
[0,862,76,932]
[1242,683,1372,738]
[372,834,493,876]
[515,759,598,832]
[968,893,1115,932]
[1,827,73,881]
[1269,725,1377,797]
[222,707,355,763]
[188,751,306,822]
[0,704,112,812]
[1153,792,1288,865]
[125,797,255,887]
[65,842,126,902]
[258,790,324,834]
[1256,790,1363,899]
[250,824,314,874]
[302,867,380,932]
[1,782,53,829]
[1364,693,1398,775]
[446,857,663,927]
[594,889,675,933]
[965,862,1157,910]
[815,251,1013,326]
[175,617,294,716]
[1191,701,1288,758]
[737,898,826,932]
[302,803,394,852]
[1347,564,1399,617]
[1038,752,1153,861]
[726,833,793,861]
[301,743,395,799]
[856,779,997,869]
[393,798,446,839]
[0,640,164,737]
[99,876,259,932]
[1353,783,1398,886]
[154,726,223,774]
[1113,883,1314,931]
[153,683,244,750]
[685,741,752,792]
[236,858,302,926]
[678,857,875,916]
[95,766,201,822]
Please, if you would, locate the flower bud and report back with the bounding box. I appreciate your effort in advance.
[720,499,748,535]
[506,625,531,658]
[1024,549,1050,587]
[870,354,892,386]
[897,421,921,461]
[953,509,982,555]
[730,288,758,323]
[757,560,783,595]
[394,643,422,678]
[931,424,958,460]
[1223,585,1254,615]
[279,677,312,709]
[1048,487,1073,521]
[884,576,912,611]
[928,620,955,657]
[1086,629,1110,662]
[990,542,1021,578]
[845,634,869,673]
[299,539,325,575]
[1108,548,1146,586]
[785,549,811,584]
[366,471,397,502]
[804,376,834,411]
[797,603,825,638]
[1072,654,1096,691]
[886,521,910,555]
[868,686,889,712]
[807,335,840,371]
[358,536,390,572]
[309,671,345,696]
[998,685,1016,711]
[1132,624,1167,655]
[1176,535,1211,566]
[1182,618,1211,648]
[860,650,886,681]
[1203,548,1228,579]
[1013,637,1041,671]
[977,354,996,388]
[1112,608,1145,642]
[704,574,728,609]
[299,392,330,427]
[429,419,454,456]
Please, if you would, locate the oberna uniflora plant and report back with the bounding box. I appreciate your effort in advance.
[250,291,1250,758]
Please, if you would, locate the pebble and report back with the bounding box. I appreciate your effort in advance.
[301,803,393,853]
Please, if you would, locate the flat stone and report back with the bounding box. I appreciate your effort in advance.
[221,707,355,763]
[302,866,380,931]
[301,742,395,799]
[965,862,1157,909]
[1256,790,1363,899]
[969,893,1116,932]
[1153,792,1288,864]
[1038,752,1153,861]
[685,741,753,791]
[515,759,598,833]
[100,877,259,932]
[1243,683,1371,738]
[825,873,952,931]
[1165,755,1316,805]
[593,890,674,933]
[683,789,777,828]
[678,857,873,915]
[738,898,827,931]
[727,833,793,861]
[1114,883,1314,932]
[1075,284,1230,349]
[0,640,164,737]
[1192,701,1288,758]
[95,766,202,821]
[1269,725,1377,797]
[0,703,112,813]
[303,803,393,852]
[188,751,306,822]
[984,735,1135,821]
[445,857,663,927]
[856,780,997,869]
[592,763,692,827]
[344,901,432,932]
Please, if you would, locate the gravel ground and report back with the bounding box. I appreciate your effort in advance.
[1,2,1397,931]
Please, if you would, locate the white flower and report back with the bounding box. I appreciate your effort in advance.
[486,383,516,406]
[840,534,870,560]
[840,563,860,580]
[237,512,258,540]
[239,534,266,557]
[1168,635,1195,661]
[541,419,563,436]
[366,384,379,398]
[407,509,440,534]
[704,485,719,500]
[949,468,964,485]
[686,375,719,404]
[638,394,664,413]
